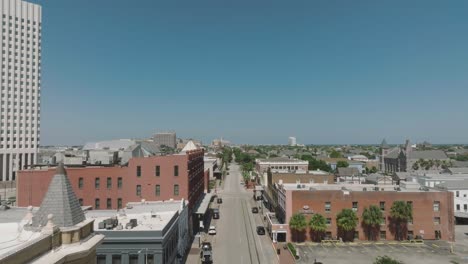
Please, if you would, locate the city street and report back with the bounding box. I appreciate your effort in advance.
[209,163,278,264]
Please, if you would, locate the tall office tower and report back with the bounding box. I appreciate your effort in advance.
[0,0,42,181]
[288,137,296,146]
[154,132,177,148]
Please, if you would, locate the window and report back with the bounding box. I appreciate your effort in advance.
[155,165,160,176]
[381,217,386,225]
[117,177,122,189]
[408,218,413,225]
[326,218,331,225]
[117,198,122,209]
[464,204,468,212]
[325,202,331,212]
[433,217,440,225]
[174,165,179,176]
[95,178,100,189]
[136,185,141,196]
[174,184,179,196]
[79,198,83,206]
[352,202,358,212]
[78,177,83,189]
[136,166,141,177]
[433,201,440,212]
[155,185,161,196]
[379,201,385,211]
[380,231,386,240]
[107,177,112,189]
[456,204,460,211]
[456,191,460,197]
[95,198,100,209]
[354,231,359,240]
[107,198,112,209]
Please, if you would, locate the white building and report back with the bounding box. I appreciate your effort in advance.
[288,136,296,146]
[436,180,468,221]
[0,0,42,181]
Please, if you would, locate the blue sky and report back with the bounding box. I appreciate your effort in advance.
[36,0,468,145]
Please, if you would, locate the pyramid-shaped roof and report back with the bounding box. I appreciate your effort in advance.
[180,140,198,153]
[32,163,85,228]
[380,139,390,149]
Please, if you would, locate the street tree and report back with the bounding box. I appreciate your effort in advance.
[289,213,308,242]
[309,213,327,242]
[336,209,358,241]
[336,160,349,168]
[362,205,384,240]
[389,201,413,240]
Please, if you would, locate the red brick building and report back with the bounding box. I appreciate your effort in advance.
[17,149,206,212]
[266,183,455,242]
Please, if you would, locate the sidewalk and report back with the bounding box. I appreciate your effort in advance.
[276,243,296,264]
[185,235,201,264]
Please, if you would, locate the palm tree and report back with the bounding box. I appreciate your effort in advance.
[389,201,413,240]
[289,213,307,242]
[309,214,327,242]
[336,209,358,242]
[362,205,384,241]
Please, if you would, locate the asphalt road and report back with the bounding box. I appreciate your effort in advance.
[210,163,278,264]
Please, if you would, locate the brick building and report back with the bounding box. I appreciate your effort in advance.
[17,149,206,213]
[266,183,455,243]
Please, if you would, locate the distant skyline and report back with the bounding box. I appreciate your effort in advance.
[35,0,468,145]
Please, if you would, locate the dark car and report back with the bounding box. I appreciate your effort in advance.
[256,226,265,235]
[213,208,220,219]
[252,207,259,213]
[217,198,223,204]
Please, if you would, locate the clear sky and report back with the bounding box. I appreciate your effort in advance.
[36,0,468,145]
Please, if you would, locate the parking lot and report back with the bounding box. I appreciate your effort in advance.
[296,242,465,264]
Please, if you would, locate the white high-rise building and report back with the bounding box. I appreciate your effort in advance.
[0,0,42,181]
[288,137,296,146]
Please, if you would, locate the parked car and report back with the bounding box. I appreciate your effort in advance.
[217,198,223,204]
[213,208,220,219]
[256,226,265,235]
[252,207,259,213]
[200,242,213,264]
[208,226,217,235]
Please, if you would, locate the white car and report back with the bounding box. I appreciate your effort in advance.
[208,226,216,235]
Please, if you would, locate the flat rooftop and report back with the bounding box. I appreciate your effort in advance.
[85,200,185,231]
[272,169,330,175]
[280,182,440,193]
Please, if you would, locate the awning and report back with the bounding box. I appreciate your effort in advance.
[195,192,213,215]
[455,212,468,219]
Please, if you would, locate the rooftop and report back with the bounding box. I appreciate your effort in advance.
[257,157,308,163]
[279,182,435,193]
[86,200,185,232]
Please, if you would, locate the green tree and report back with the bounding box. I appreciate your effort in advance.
[374,256,403,264]
[309,214,327,242]
[390,201,413,241]
[370,166,378,173]
[330,150,342,158]
[289,213,308,242]
[336,160,349,168]
[362,205,384,241]
[300,155,332,172]
[336,209,358,242]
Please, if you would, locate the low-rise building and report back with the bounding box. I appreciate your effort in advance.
[256,157,308,175]
[266,182,454,243]
[0,164,104,264]
[436,180,468,224]
[89,200,189,264]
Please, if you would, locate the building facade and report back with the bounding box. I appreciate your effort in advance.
[283,186,455,242]
[17,149,205,213]
[154,132,177,149]
[0,0,42,181]
[256,157,308,176]
[90,200,189,264]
